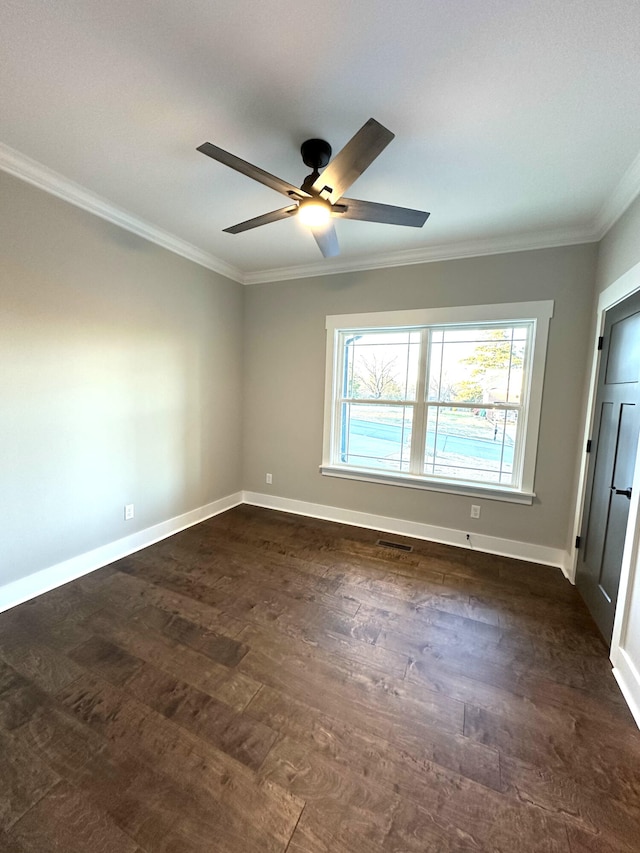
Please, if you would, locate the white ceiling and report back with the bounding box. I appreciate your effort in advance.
[2,0,640,283]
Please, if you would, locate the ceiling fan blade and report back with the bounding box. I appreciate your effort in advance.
[334,198,430,228]
[198,142,309,201]
[312,118,395,203]
[311,222,339,258]
[223,206,298,234]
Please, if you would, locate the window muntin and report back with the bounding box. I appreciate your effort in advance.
[421,322,531,487]
[340,402,414,472]
[326,308,550,498]
[423,405,519,485]
[344,330,421,401]
[337,330,421,476]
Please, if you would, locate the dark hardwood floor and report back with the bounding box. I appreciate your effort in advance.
[0,504,639,852]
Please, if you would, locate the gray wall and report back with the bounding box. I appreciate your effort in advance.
[243,245,597,550]
[0,172,244,585]
[596,194,640,293]
[0,163,606,586]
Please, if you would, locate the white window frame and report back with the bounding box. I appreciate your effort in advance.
[320,301,554,505]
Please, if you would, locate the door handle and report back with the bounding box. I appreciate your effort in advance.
[614,487,633,499]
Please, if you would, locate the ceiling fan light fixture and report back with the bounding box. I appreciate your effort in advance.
[297,197,332,228]
[198,118,429,258]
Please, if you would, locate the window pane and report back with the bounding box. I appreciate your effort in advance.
[424,406,518,485]
[339,403,413,472]
[344,331,419,401]
[506,340,525,403]
[428,326,528,405]
[442,327,510,343]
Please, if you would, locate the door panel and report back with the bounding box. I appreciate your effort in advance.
[577,292,640,644]
[583,402,615,568]
[612,402,638,488]
[605,312,640,384]
[600,485,630,603]
[600,403,638,601]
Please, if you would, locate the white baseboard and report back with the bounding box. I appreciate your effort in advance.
[0,488,571,616]
[612,650,640,730]
[560,552,577,583]
[0,492,243,614]
[242,491,569,570]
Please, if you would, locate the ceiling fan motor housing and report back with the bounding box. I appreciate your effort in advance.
[300,139,333,194]
[300,138,332,171]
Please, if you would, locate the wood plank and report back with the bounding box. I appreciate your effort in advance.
[238,636,465,738]
[86,607,261,711]
[464,702,640,805]
[56,672,302,851]
[70,744,277,853]
[500,752,640,849]
[246,683,501,790]
[134,605,249,667]
[238,617,408,679]
[9,780,139,853]
[0,506,638,852]
[10,701,106,781]
[120,660,277,770]
[0,660,47,731]
[287,800,391,853]
[337,577,501,626]
[385,796,571,853]
[0,729,59,831]
[0,604,90,655]
[0,829,30,853]
[104,569,245,637]
[260,735,399,816]
[68,636,144,686]
[123,521,367,620]
[0,639,85,695]
[565,824,637,853]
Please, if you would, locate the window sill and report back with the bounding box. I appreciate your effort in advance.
[319,465,535,505]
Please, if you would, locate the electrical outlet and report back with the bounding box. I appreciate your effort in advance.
[124,504,134,521]
[266,473,273,485]
[470,504,481,519]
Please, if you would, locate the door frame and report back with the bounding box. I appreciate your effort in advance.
[569,259,640,726]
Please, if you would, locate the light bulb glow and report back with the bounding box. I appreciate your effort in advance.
[298,198,331,227]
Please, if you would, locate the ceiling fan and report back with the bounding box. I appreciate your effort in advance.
[197,118,430,258]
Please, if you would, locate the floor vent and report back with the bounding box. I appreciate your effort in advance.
[376,539,413,552]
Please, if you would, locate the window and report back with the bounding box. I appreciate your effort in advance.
[321,302,553,504]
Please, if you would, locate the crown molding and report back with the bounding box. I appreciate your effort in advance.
[0,142,243,283]
[593,148,640,240]
[243,224,597,284]
[4,139,640,287]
